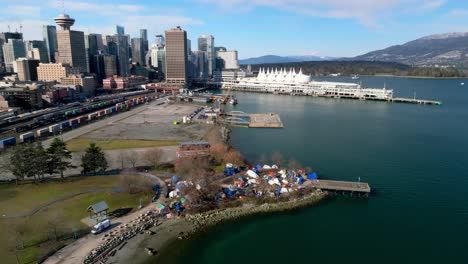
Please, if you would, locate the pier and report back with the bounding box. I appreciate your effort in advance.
[308,179,371,194]
[222,112,284,128]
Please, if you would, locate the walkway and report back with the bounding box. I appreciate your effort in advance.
[43,172,167,264]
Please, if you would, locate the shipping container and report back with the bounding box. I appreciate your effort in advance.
[49,124,60,134]
[37,127,50,138]
[0,137,16,149]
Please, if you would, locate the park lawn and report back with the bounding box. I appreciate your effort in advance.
[66,138,180,152]
[0,176,152,264]
[0,176,121,216]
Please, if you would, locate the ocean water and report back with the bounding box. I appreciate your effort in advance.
[158,77,468,264]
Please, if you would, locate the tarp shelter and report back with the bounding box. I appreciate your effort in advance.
[308,173,318,180]
[87,201,109,222]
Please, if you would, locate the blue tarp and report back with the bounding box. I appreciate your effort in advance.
[172,176,179,183]
[256,164,262,169]
[307,173,318,180]
[298,177,305,184]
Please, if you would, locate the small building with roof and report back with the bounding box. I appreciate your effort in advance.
[87,201,109,223]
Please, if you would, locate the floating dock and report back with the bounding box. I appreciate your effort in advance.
[249,113,283,128]
[222,112,284,128]
[308,179,371,194]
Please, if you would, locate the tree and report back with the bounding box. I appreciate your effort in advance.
[47,138,74,178]
[288,158,302,170]
[126,151,139,169]
[271,151,285,167]
[143,148,164,169]
[33,143,48,180]
[81,143,108,173]
[9,144,37,183]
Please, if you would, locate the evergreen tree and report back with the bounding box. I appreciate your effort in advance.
[9,144,38,183]
[47,138,73,178]
[33,143,48,180]
[81,143,108,174]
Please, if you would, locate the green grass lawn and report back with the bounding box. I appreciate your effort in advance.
[66,138,180,152]
[0,176,151,264]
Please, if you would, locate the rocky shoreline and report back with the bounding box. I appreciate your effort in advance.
[110,190,329,264]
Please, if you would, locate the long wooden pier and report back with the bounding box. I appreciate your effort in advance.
[308,179,371,193]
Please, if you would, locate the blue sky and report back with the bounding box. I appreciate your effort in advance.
[1,0,468,58]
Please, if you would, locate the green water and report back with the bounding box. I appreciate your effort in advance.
[159,77,468,263]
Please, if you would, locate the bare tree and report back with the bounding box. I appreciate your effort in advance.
[126,151,139,169]
[8,220,27,263]
[143,148,164,169]
[288,158,302,170]
[119,171,154,194]
[223,148,244,165]
[271,151,285,167]
[47,212,62,241]
[117,151,127,169]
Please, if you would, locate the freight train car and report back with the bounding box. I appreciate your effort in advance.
[19,132,35,143]
[0,137,16,149]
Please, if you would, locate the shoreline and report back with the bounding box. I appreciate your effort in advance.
[358,74,467,79]
[110,191,329,264]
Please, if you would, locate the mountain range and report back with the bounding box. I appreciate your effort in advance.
[352,32,468,68]
[241,32,468,69]
[239,55,335,65]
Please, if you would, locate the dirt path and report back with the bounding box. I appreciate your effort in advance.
[43,172,167,264]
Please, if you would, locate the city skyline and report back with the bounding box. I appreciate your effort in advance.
[1,0,468,58]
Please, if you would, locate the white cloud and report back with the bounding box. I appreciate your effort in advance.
[196,0,447,27]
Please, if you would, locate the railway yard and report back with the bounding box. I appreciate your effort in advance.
[0,90,159,149]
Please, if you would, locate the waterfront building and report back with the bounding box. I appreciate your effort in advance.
[43,25,58,63]
[55,13,88,73]
[198,35,215,77]
[223,68,394,99]
[165,27,188,85]
[14,58,40,81]
[2,39,26,72]
[216,50,239,70]
[37,63,78,82]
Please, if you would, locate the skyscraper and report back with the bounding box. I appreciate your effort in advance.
[111,34,130,77]
[165,27,188,85]
[43,25,58,63]
[24,40,49,63]
[131,38,145,65]
[116,25,125,36]
[0,32,23,64]
[55,13,88,73]
[198,35,215,77]
[2,39,26,72]
[86,34,100,74]
[140,29,148,53]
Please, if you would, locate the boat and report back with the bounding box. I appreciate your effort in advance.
[461,82,465,86]
[229,97,238,105]
[351,75,360,80]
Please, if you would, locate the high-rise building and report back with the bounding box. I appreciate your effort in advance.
[150,44,166,74]
[55,13,88,73]
[140,29,148,53]
[92,51,106,83]
[86,34,100,74]
[116,25,125,35]
[156,35,165,48]
[15,58,40,81]
[216,50,239,70]
[24,40,49,63]
[193,51,207,79]
[165,27,188,85]
[43,25,58,63]
[104,55,118,77]
[111,34,130,76]
[2,39,26,72]
[131,38,145,65]
[0,32,23,64]
[198,35,215,77]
